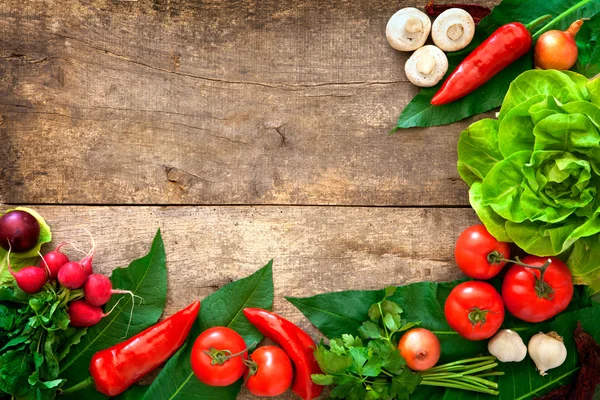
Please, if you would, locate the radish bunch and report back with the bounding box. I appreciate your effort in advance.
[6,232,135,328]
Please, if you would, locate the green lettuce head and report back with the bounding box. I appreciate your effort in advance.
[458,70,600,292]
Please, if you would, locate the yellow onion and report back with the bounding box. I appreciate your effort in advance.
[534,19,585,70]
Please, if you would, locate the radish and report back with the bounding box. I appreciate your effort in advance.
[80,228,96,275]
[83,274,134,306]
[68,297,125,327]
[58,261,88,289]
[68,300,108,327]
[5,247,47,294]
[40,242,70,280]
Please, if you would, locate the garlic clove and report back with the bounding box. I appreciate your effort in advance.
[488,329,527,363]
[528,332,568,376]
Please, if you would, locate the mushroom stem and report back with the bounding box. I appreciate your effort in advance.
[406,16,424,33]
[417,56,437,75]
[447,23,464,40]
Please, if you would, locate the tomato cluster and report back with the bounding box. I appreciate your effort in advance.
[446,224,574,340]
[190,326,293,397]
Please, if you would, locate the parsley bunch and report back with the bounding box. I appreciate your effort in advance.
[312,287,502,399]
[0,282,86,400]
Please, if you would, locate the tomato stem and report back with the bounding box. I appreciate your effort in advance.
[467,307,491,328]
[204,341,257,365]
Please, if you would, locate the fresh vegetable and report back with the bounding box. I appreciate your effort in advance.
[243,308,322,400]
[60,230,168,399]
[397,328,441,371]
[244,346,293,397]
[537,322,600,399]
[535,19,585,70]
[502,256,574,323]
[83,273,134,306]
[487,329,527,362]
[444,281,504,340]
[142,261,273,400]
[457,69,600,292]
[386,8,431,52]
[80,231,96,275]
[311,288,502,397]
[454,224,510,279]
[394,0,600,130]
[5,247,47,294]
[190,326,249,387]
[0,209,40,252]
[41,243,70,280]
[0,283,84,399]
[290,279,600,399]
[430,15,548,105]
[425,0,491,25]
[58,261,88,289]
[67,300,110,327]
[528,332,567,376]
[431,8,475,52]
[63,301,200,397]
[404,45,448,87]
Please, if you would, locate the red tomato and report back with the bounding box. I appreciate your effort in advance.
[454,225,511,280]
[190,326,248,386]
[444,281,504,340]
[502,256,573,323]
[245,346,293,397]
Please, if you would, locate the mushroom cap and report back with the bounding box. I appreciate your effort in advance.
[432,8,475,52]
[404,45,449,87]
[386,8,432,52]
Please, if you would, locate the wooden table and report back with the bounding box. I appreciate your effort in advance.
[1,0,497,398]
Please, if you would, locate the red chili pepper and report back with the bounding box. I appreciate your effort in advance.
[89,301,200,396]
[431,22,533,105]
[243,308,323,400]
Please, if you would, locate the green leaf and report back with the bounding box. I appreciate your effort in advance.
[393,0,600,130]
[60,230,168,400]
[315,343,353,374]
[311,374,334,386]
[287,290,383,339]
[0,349,33,396]
[141,261,274,400]
[0,207,52,286]
[358,321,383,340]
[342,334,363,348]
[114,385,149,400]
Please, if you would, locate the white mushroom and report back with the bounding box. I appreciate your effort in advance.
[386,8,432,52]
[432,8,475,52]
[404,45,448,87]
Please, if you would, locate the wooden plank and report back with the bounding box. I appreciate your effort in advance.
[38,205,478,327]
[31,205,480,398]
[0,0,496,206]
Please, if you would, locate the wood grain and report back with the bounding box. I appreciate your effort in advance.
[0,0,497,206]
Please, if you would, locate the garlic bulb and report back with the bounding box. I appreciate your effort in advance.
[528,332,567,376]
[487,330,527,362]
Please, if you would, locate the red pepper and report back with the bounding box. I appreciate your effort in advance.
[89,301,200,396]
[431,22,533,105]
[243,308,323,400]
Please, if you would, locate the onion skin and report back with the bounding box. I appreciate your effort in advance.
[534,19,584,70]
[397,328,441,371]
